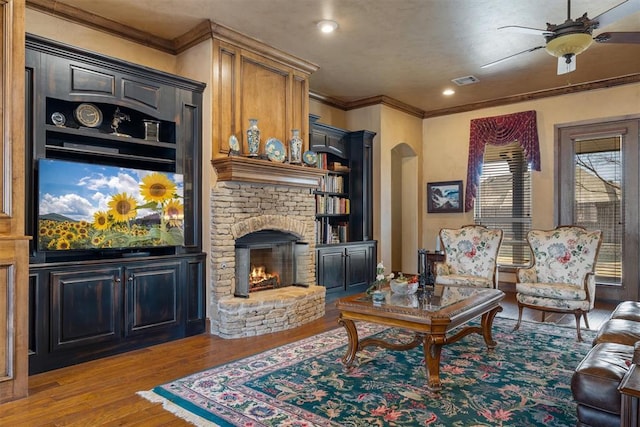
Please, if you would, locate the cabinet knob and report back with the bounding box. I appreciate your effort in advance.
[114,277,121,283]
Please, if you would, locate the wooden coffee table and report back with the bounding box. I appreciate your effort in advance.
[335,285,504,391]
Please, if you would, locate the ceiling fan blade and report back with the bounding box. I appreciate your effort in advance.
[497,25,554,36]
[594,31,640,43]
[480,46,545,69]
[592,0,640,29]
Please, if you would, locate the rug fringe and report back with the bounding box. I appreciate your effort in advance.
[137,390,219,427]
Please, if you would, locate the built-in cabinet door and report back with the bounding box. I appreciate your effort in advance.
[50,267,123,352]
[317,242,377,297]
[124,261,181,337]
[345,245,373,290]
[316,247,346,292]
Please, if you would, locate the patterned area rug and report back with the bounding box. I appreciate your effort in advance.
[139,318,594,426]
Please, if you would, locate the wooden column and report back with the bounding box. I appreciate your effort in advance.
[0,0,29,404]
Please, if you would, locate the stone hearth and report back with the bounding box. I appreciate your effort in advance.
[210,158,327,338]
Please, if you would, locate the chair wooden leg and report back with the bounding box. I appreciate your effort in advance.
[514,304,524,331]
[574,312,584,342]
[583,312,590,330]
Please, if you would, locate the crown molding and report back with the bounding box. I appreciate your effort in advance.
[172,19,212,54]
[312,74,640,119]
[309,92,349,110]
[346,95,425,118]
[309,92,425,118]
[421,73,640,118]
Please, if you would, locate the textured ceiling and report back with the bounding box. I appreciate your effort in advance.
[47,0,640,114]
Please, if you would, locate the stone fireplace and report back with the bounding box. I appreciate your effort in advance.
[210,158,327,338]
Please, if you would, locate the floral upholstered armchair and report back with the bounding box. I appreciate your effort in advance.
[434,225,503,289]
[514,225,602,341]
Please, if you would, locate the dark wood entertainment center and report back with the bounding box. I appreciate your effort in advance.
[25,35,207,374]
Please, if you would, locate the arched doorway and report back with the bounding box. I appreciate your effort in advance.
[391,143,418,274]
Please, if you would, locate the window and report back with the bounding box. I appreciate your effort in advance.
[474,142,531,267]
[574,137,622,284]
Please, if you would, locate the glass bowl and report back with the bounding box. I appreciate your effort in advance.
[390,279,418,295]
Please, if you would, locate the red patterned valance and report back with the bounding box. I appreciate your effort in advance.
[465,110,541,211]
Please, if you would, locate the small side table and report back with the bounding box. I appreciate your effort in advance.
[619,364,640,426]
[426,251,445,273]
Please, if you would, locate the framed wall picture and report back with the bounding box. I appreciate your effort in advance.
[427,180,464,213]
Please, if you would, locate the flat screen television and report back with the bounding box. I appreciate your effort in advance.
[37,158,184,252]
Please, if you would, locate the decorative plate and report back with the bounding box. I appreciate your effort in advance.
[303,150,317,166]
[265,138,286,162]
[228,135,240,152]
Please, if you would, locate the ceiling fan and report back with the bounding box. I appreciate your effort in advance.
[481,0,640,74]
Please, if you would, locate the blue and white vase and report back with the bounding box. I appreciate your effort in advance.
[247,118,260,157]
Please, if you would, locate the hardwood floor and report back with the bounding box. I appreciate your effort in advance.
[1,291,617,426]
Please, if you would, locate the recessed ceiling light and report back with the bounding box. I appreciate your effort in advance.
[317,20,338,33]
[443,88,455,96]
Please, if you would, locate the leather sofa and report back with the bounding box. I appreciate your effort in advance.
[572,301,640,427]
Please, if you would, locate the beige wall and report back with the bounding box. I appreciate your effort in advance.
[423,83,640,257]
[379,107,422,273]
[26,9,177,73]
[309,99,347,129]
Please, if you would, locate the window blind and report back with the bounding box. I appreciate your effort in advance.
[574,137,622,283]
[474,142,531,266]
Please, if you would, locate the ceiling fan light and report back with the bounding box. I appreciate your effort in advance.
[545,32,593,58]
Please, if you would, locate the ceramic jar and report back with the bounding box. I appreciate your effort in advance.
[247,118,260,157]
[288,129,303,164]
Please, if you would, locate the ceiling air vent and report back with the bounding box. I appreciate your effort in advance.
[451,75,480,86]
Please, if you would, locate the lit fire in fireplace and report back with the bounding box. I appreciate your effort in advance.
[249,266,280,291]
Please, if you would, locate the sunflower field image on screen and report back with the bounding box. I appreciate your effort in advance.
[37,159,184,251]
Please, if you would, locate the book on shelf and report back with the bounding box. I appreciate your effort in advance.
[316,153,328,170]
[328,161,350,173]
[316,195,350,215]
[321,174,344,193]
[316,194,324,214]
[316,155,350,173]
[315,219,349,244]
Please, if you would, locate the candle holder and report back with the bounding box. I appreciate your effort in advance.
[418,248,427,290]
[144,119,160,141]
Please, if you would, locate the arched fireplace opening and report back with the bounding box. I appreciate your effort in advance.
[234,229,309,298]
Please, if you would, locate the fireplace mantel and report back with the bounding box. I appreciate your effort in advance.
[212,157,326,188]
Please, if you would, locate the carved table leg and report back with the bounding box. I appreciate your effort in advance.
[424,334,445,391]
[337,316,359,366]
[481,305,503,349]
